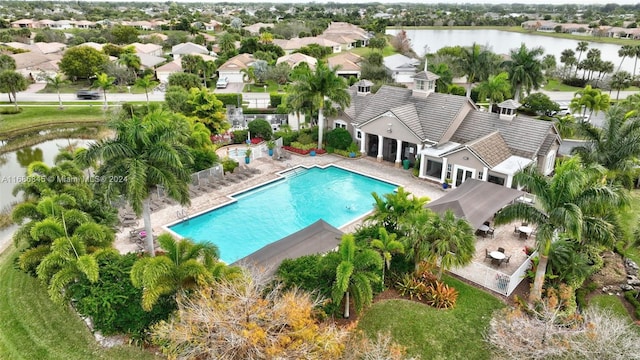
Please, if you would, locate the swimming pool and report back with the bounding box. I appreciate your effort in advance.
[168,165,397,263]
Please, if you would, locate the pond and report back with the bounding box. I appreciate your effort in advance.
[387,28,633,73]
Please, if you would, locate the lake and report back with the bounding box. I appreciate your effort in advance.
[387,28,632,73]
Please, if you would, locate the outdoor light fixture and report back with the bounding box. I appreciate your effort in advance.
[387,123,393,133]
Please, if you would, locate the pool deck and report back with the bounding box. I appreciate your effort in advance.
[114,154,446,253]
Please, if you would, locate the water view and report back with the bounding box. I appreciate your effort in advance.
[387,28,632,73]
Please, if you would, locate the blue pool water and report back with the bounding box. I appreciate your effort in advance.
[169,166,397,263]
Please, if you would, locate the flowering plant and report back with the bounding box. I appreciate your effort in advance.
[523,246,535,256]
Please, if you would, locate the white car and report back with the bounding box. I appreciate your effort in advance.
[573,113,590,123]
[216,77,229,89]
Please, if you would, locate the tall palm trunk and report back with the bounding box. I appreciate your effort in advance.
[12,91,18,111]
[142,197,155,256]
[144,90,149,104]
[317,108,325,150]
[102,89,108,109]
[529,254,548,302]
[514,84,522,102]
[466,82,473,98]
[343,291,350,318]
[57,90,63,109]
[634,56,639,79]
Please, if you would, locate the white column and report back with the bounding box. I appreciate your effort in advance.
[376,135,383,162]
[506,175,513,188]
[418,154,426,178]
[359,130,366,153]
[394,140,403,167]
[441,158,448,183]
[482,166,488,181]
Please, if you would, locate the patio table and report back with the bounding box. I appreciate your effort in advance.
[478,224,490,232]
[489,251,505,260]
[518,226,533,235]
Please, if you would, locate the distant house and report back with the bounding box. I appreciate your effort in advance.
[328,52,363,78]
[383,54,420,83]
[272,37,341,54]
[201,20,224,32]
[155,60,182,83]
[80,42,105,51]
[138,54,167,69]
[11,19,36,28]
[11,51,61,83]
[128,42,163,57]
[321,22,371,47]
[139,32,169,42]
[32,42,66,54]
[171,42,208,61]
[318,33,358,52]
[243,22,274,35]
[276,53,317,70]
[328,75,561,189]
[74,20,97,29]
[218,53,255,83]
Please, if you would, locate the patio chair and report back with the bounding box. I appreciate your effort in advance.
[514,225,519,234]
[497,247,505,253]
[487,228,495,238]
[483,221,491,227]
[503,255,511,264]
[522,222,528,227]
[519,231,529,240]
[485,249,492,261]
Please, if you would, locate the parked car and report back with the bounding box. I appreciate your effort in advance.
[76,90,100,100]
[216,77,229,89]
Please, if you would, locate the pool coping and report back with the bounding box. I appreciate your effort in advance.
[162,163,403,242]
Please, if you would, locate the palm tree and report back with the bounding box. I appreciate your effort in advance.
[370,227,404,284]
[457,42,496,98]
[331,234,382,318]
[91,72,115,109]
[570,85,611,120]
[130,234,220,310]
[423,209,476,279]
[117,52,141,78]
[632,45,640,79]
[505,43,544,102]
[366,187,429,233]
[134,74,159,104]
[475,72,511,112]
[617,44,635,72]
[574,41,589,77]
[76,110,193,255]
[259,32,273,44]
[610,71,632,100]
[46,74,69,109]
[494,157,627,302]
[287,61,350,149]
[217,33,236,54]
[572,105,640,184]
[560,49,576,79]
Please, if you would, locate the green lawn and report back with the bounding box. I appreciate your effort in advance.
[358,276,504,359]
[0,248,161,360]
[39,82,151,95]
[589,294,631,319]
[620,191,640,265]
[0,106,109,139]
[543,79,582,92]
[346,45,396,57]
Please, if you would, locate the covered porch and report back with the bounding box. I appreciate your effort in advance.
[360,132,420,167]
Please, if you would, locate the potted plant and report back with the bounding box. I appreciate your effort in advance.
[442,178,452,189]
[347,142,359,158]
[310,149,316,156]
[244,147,252,164]
[267,140,276,156]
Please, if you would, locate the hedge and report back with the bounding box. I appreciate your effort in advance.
[214,93,243,106]
[270,93,284,108]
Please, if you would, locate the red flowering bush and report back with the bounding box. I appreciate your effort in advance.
[282,146,326,156]
[250,137,263,144]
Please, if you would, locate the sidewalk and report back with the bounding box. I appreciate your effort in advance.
[24,83,46,93]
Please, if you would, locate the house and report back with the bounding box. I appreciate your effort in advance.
[155,60,182,83]
[272,37,341,54]
[171,42,208,61]
[11,19,36,28]
[11,51,61,83]
[318,33,358,51]
[328,52,363,78]
[328,74,561,190]
[128,42,163,57]
[74,20,97,29]
[197,20,223,32]
[276,53,317,70]
[32,42,66,54]
[321,22,371,47]
[383,54,420,83]
[139,32,169,42]
[243,22,274,35]
[218,53,255,83]
[138,53,166,69]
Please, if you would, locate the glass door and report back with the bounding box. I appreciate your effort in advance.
[455,168,473,187]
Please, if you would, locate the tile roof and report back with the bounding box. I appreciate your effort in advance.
[451,111,556,158]
[171,42,208,55]
[498,99,521,109]
[466,132,512,167]
[218,53,254,71]
[276,52,318,70]
[413,70,440,81]
[155,60,181,72]
[349,85,470,143]
[383,54,420,70]
[272,37,340,51]
[328,52,362,72]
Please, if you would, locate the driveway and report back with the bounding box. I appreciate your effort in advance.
[214,82,244,94]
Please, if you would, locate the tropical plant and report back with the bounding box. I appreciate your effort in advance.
[560,48,576,79]
[456,42,496,98]
[570,85,611,120]
[494,157,627,302]
[45,74,69,109]
[609,71,632,100]
[91,72,115,109]
[366,187,429,233]
[130,234,220,310]
[504,43,544,101]
[134,74,159,104]
[571,105,640,185]
[0,70,27,110]
[117,52,141,78]
[217,33,236,54]
[332,234,383,318]
[574,41,589,77]
[370,227,404,285]
[475,72,511,112]
[76,110,194,255]
[286,61,350,149]
[617,44,635,72]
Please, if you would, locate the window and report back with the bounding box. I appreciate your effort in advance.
[446,163,452,179]
[334,120,347,129]
[356,130,362,139]
[478,171,484,180]
[544,151,556,175]
[425,159,443,178]
[415,79,425,90]
[488,175,505,186]
[427,80,434,90]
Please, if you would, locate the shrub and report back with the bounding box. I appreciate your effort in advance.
[69,252,175,339]
[270,93,283,108]
[0,107,23,114]
[214,93,242,106]
[325,128,353,150]
[232,129,248,144]
[247,119,273,140]
[426,281,458,309]
[221,157,239,173]
[189,148,218,172]
[563,77,588,88]
[395,274,428,300]
[290,141,317,151]
[448,84,466,96]
[296,132,314,145]
[624,290,640,318]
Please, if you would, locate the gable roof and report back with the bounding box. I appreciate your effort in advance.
[138,53,166,68]
[171,42,208,55]
[232,219,342,275]
[328,52,362,72]
[276,52,317,70]
[443,131,512,168]
[272,37,340,51]
[155,60,181,72]
[11,51,59,71]
[32,42,66,54]
[127,42,162,55]
[349,86,471,143]
[383,54,420,70]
